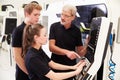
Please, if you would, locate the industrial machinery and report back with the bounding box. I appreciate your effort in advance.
[77,17,112,80]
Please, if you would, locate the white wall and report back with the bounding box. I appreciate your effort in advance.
[0,0,65,10]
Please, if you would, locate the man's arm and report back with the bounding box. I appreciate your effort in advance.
[76,46,86,57]
[49,39,80,59]
[76,35,91,57]
[49,39,68,55]
[12,47,28,74]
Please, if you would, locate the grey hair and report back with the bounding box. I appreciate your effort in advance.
[62,4,77,16]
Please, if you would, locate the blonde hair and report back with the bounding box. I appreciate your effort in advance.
[24,3,42,15]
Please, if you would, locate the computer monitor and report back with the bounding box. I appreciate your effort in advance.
[3,17,17,35]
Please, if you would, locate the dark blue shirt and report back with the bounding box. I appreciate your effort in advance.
[12,22,26,47]
[25,47,51,80]
[12,22,30,80]
[49,22,83,66]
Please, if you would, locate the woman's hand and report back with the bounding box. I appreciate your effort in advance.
[72,60,86,71]
[75,60,86,75]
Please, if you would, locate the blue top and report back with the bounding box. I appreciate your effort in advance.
[25,47,51,80]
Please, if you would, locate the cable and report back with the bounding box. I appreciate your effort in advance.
[108,32,116,80]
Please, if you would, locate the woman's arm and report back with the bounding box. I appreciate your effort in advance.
[46,61,85,80]
[49,60,83,70]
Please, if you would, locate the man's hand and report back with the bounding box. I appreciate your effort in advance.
[65,50,80,60]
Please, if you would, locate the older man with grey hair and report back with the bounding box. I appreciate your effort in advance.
[49,4,86,80]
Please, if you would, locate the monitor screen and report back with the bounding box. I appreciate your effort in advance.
[4,18,17,34]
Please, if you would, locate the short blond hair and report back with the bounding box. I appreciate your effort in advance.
[24,3,42,15]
